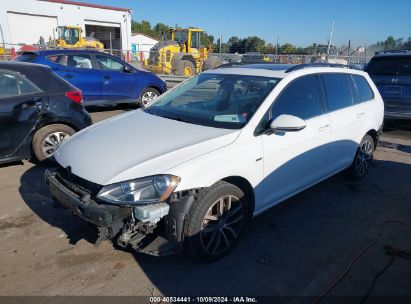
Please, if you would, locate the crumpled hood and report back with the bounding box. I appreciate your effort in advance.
[54,110,239,185]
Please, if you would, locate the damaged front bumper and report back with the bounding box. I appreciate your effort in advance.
[45,169,194,256]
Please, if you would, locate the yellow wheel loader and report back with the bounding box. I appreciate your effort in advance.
[145,28,222,76]
[55,26,104,50]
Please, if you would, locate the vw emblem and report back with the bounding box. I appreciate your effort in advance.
[391,78,399,83]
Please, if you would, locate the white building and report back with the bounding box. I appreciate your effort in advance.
[130,33,158,61]
[0,0,132,51]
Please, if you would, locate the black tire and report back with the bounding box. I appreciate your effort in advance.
[32,124,75,162]
[184,181,247,261]
[138,87,160,108]
[202,56,223,71]
[344,134,375,180]
[174,59,195,76]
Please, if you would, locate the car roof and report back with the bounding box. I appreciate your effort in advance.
[0,61,52,70]
[23,49,104,56]
[205,63,367,79]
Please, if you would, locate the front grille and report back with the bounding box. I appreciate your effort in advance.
[56,165,102,198]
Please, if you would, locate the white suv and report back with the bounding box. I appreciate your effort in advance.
[46,64,384,261]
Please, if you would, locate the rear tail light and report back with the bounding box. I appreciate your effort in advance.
[65,90,83,104]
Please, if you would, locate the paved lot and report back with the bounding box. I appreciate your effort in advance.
[0,109,410,301]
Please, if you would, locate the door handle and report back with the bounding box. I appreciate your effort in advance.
[318,124,330,132]
[64,74,74,79]
[357,112,365,118]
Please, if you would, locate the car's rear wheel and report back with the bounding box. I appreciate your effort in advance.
[345,134,375,180]
[32,124,75,162]
[184,181,247,261]
[139,87,160,108]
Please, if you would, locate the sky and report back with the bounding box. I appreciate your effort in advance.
[79,0,411,47]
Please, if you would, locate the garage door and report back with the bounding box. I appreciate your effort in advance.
[7,12,58,45]
[85,21,121,50]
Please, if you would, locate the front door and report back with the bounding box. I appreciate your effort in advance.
[261,74,332,206]
[94,54,136,103]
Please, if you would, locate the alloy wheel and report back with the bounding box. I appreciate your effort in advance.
[355,138,373,177]
[200,195,244,256]
[141,91,158,107]
[41,132,70,158]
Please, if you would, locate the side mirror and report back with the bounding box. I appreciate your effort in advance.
[123,65,134,73]
[269,114,306,132]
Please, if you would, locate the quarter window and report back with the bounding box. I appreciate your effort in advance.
[95,55,125,71]
[270,75,323,120]
[321,73,353,112]
[18,76,41,95]
[351,75,374,103]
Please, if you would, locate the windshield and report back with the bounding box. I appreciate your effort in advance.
[145,73,280,129]
[366,56,411,76]
[173,30,189,44]
[57,27,79,45]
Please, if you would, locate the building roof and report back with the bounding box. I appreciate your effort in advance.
[42,0,131,12]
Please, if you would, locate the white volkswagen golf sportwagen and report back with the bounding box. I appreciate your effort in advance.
[46,63,384,261]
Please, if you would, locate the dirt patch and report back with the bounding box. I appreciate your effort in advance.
[55,252,104,268]
[113,262,124,270]
[0,214,37,230]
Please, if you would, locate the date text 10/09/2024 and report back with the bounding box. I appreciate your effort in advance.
[149,297,258,303]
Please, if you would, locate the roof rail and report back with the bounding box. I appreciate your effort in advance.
[285,63,348,73]
[215,61,278,69]
[375,49,411,55]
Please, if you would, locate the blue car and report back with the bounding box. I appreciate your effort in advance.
[365,50,411,119]
[15,50,167,107]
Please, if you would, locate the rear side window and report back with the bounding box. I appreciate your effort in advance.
[351,75,374,103]
[321,74,353,112]
[366,56,411,76]
[270,75,323,120]
[59,54,93,69]
[0,72,18,98]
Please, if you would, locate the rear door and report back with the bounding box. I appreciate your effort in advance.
[320,73,367,173]
[51,53,102,105]
[0,70,47,159]
[94,54,136,103]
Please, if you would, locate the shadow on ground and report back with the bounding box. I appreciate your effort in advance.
[18,157,411,298]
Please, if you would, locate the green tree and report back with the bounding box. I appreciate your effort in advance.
[280,43,296,54]
[153,23,171,39]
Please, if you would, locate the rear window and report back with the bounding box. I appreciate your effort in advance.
[321,73,353,112]
[14,53,38,62]
[366,56,411,76]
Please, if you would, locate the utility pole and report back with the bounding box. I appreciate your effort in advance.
[0,24,6,60]
[275,36,279,63]
[326,21,334,61]
[347,40,351,66]
[219,35,222,59]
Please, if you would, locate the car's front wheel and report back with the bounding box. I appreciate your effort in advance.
[139,87,160,108]
[345,134,375,180]
[184,181,247,261]
[32,124,75,162]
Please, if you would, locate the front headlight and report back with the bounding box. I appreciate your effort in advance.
[97,175,180,205]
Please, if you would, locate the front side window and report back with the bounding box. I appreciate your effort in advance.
[190,31,200,48]
[321,73,353,112]
[59,54,93,69]
[146,73,280,129]
[95,55,125,71]
[0,72,18,98]
[270,75,323,120]
[351,75,374,103]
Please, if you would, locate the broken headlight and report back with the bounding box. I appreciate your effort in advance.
[97,175,180,205]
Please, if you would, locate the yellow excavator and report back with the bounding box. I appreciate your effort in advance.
[55,26,104,49]
[145,27,222,76]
